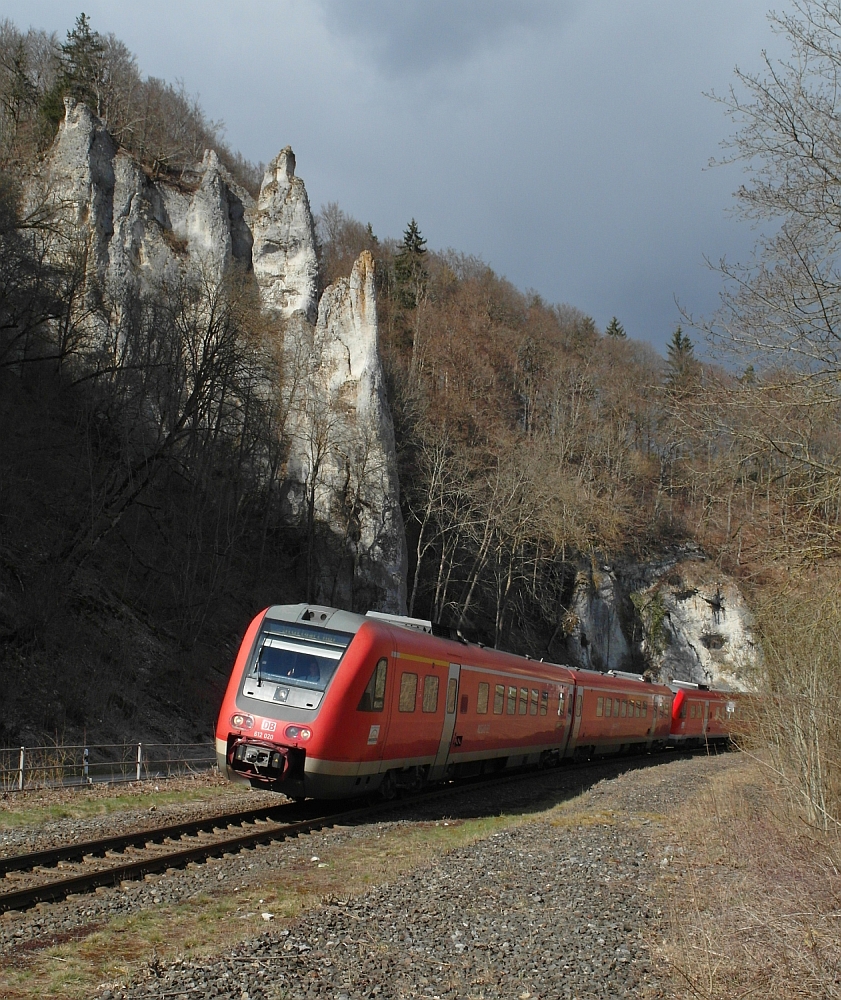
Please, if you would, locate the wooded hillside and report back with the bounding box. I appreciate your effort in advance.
[1,10,840,834]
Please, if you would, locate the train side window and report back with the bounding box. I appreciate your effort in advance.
[507,686,517,714]
[621,700,627,718]
[397,674,418,712]
[643,701,648,717]
[530,689,539,715]
[613,699,619,717]
[518,687,528,715]
[575,692,582,717]
[494,684,505,714]
[679,703,687,718]
[357,657,388,712]
[596,696,604,717]
[690,703,695,719]
[540,690,548,716]
[635,701,641,718]
[399,672,418,712]
[477,682,489,714]
[460,694,469,714]
[604,697,611,718]
[422,674,439,713]
[446,677,458,713]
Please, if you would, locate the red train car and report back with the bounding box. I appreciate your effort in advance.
[215,604,734,800]
[215,604,580,799]
[668,681,739,747]
[567,668,673,758]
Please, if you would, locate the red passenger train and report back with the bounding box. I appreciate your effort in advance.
[215,604,737,800]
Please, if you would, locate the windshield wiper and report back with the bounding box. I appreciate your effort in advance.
[256,655,263,687]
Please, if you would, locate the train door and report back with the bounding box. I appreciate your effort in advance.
[429,663,461,780]
[566,685,584,754]
[702,700,710,736]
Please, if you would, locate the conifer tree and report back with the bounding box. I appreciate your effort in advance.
[665,325,697,392]
[40,13,106,130]
[605,316,626,339]
[395,218,427,309]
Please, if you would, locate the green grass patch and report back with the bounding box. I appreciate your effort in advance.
[0,804,555,998]
[0,779,271,831]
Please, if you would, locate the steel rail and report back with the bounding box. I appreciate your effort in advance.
[0,746,711,915]
[0,801,307,876]
[0,812,337,914]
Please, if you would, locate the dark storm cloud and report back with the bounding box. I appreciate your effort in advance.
[318,0,577,77]
[0,1,795,353]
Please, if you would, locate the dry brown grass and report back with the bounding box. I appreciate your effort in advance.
[659,755,841,999]
[0,813,531,998]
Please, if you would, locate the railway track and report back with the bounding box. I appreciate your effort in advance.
[0,748,704,916]
[0,798,359,915]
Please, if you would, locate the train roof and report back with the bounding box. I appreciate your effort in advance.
[263,604,446,636]
[264,603,369,634]
[263,604,575,677]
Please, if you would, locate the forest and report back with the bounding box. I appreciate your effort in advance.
[0,9,840,835]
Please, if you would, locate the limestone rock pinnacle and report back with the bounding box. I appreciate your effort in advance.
[251,147,319,323]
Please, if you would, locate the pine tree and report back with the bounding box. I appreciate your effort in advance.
[665,325,697,391]
[394,218,427,309]
[40,14,107,130]
[61,14,106,111]
[605,316,626,339]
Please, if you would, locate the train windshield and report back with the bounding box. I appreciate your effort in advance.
[249,621,354,692]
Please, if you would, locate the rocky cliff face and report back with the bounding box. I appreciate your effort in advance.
[30,99,407,614]
[281,252,407,612]
[31,101,253,301]
[250,147,319,323]
[563,548,758,691]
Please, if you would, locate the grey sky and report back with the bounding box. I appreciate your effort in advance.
[1,1,787,354]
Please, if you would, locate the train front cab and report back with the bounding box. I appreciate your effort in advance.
[216,604,396,799]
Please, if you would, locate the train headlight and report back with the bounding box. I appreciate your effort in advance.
[231,713,254,730]
[284,725,312,741]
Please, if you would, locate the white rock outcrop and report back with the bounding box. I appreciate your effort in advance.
[31,99,254,316]
[280,252,407,613]
[566,566,633,673]
[29,101,408,614]
[250,147,319,323]
[564,551,758,690]
[634,560,757,690]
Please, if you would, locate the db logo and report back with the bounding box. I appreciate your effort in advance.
[261,719,277,732]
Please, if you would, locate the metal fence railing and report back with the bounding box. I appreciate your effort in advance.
[0,742,217,791]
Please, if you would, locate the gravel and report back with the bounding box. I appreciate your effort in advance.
[2,752,740,998]
[0,774,281,858]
